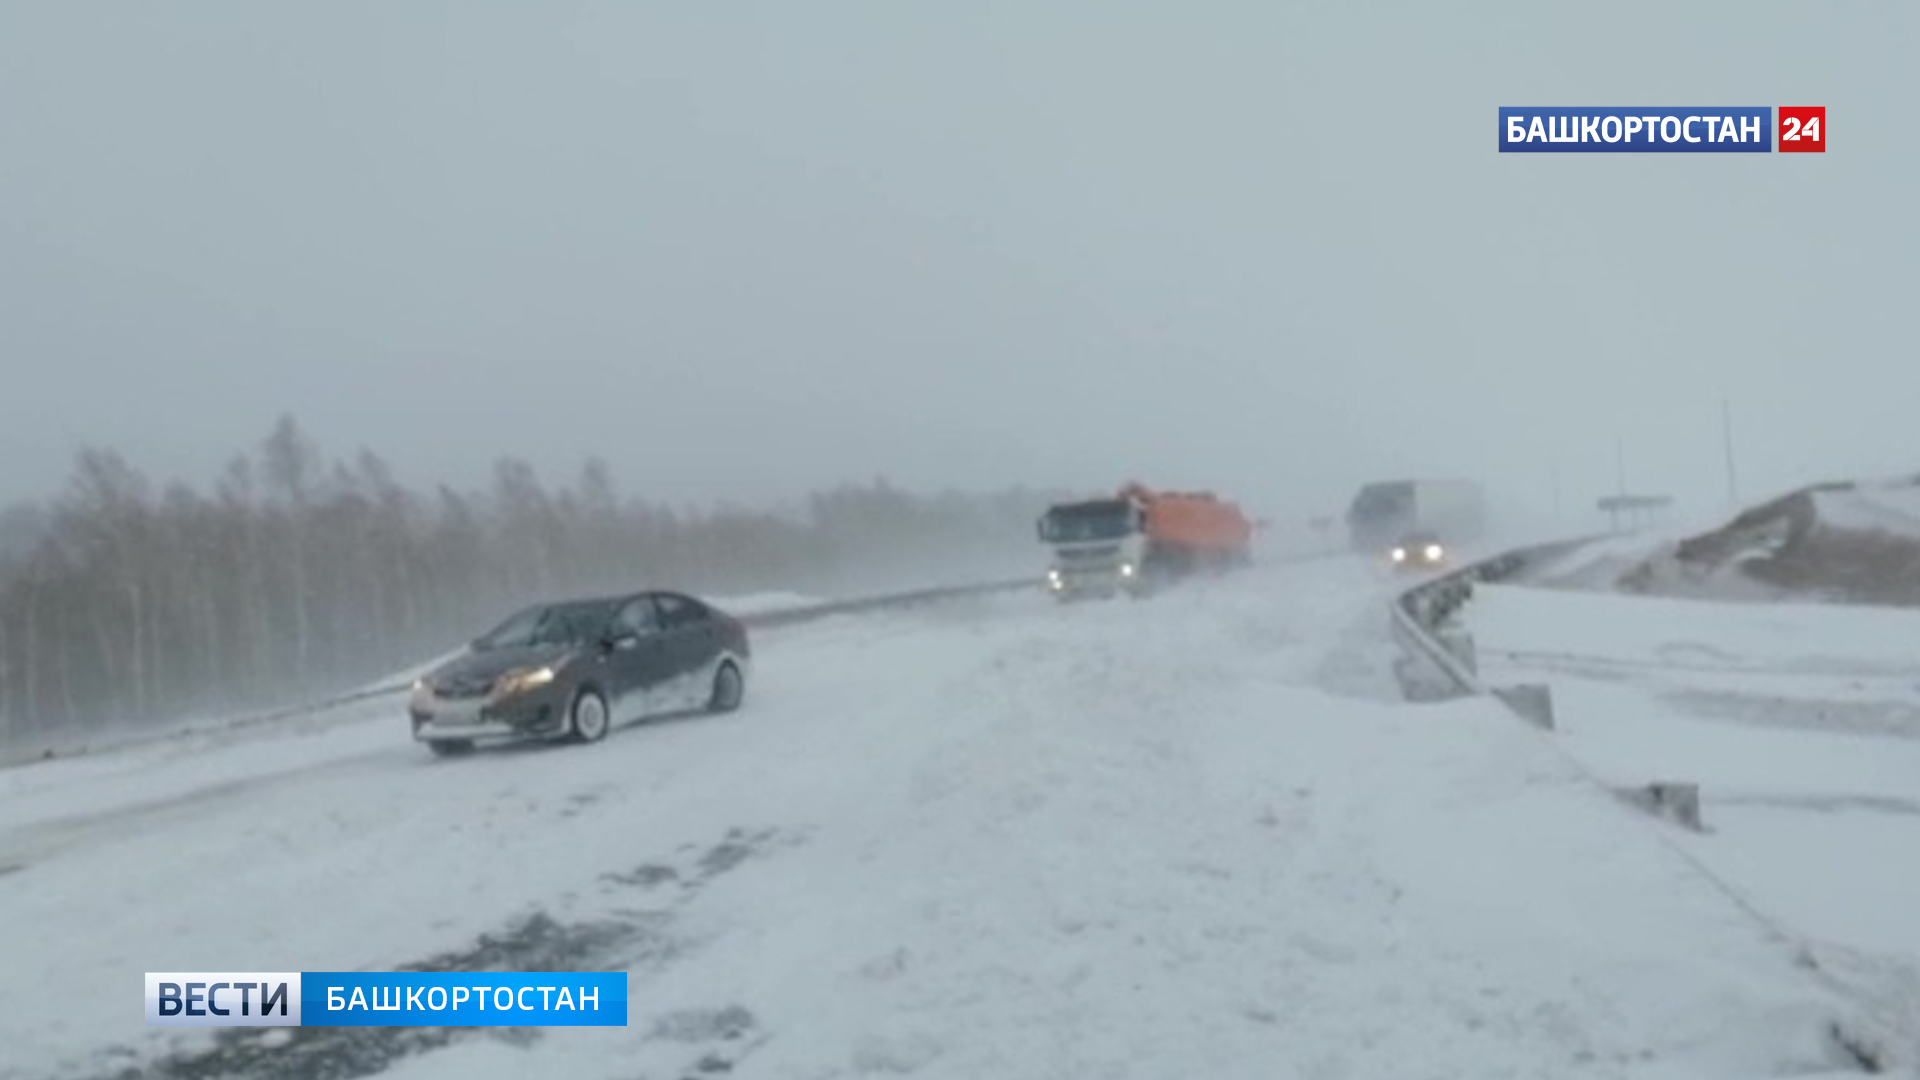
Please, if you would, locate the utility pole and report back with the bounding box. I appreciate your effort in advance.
[1611,437,1627,533]
[1721,398,1739,506]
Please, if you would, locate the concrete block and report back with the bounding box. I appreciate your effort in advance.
[1491,683,1555,730]
[1621,781,1705,831]
[1392,656,1470,702]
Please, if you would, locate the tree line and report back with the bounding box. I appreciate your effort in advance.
[0,416,1064,747]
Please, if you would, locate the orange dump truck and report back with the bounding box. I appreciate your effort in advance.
[1037,482,1253,598]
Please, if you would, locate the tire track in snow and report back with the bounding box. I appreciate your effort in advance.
[60,827,803,1080]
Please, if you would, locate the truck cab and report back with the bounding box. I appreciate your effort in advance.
[1037,484,1253,600]
[1036,496,1150,599]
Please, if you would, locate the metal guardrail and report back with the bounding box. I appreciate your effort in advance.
[1,577,1042,769]
[1387,537,1597,702]
[733,577,1035,628]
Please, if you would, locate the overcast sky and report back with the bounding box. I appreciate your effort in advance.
[1,1,1912,526]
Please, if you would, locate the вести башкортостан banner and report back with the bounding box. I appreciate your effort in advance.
[143,972,629,1027]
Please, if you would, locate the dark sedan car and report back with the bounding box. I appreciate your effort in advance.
[408,590,751,755]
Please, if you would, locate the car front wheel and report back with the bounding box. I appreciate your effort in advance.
[707,661,744,714]
[568,688,611,743]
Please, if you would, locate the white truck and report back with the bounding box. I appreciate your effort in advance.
[1345,479,1487,560]
[1036,484,1253,600]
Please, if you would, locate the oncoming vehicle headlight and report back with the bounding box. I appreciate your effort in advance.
[494,666,557,697]
[1119,562,1136,578]
[1390,547,1407,563]
[1424,543,1445,561]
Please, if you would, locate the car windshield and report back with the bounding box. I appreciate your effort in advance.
[1039,501,1136,543]
[472,600,616,650]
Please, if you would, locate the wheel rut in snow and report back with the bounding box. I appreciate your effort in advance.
[67,827,802,1080]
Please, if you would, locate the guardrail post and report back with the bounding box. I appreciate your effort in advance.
[1620,781,1704,831]
[1386,533,1612,712]
[1432,626,1477,677]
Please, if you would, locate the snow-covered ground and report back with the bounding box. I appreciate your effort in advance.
[1521,530,1681,590]
[0,560,1889,1079]
[1471,586,1920,680]
[1470,582,1920,1052]
[1520,480,1920,604]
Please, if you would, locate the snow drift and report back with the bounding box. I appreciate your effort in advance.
[1467,582,1920,1062]
[1525,476,1920,607]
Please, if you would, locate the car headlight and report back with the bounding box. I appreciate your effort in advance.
[494,666,557,697]
[1390,547,1407,562]
[1424,543,1444,561]
[1119,562,1136,577]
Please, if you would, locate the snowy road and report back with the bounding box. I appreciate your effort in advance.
[0,559,1880,1079]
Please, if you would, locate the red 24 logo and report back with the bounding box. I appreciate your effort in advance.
[1779,107,1825,153]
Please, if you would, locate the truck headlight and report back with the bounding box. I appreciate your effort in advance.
[494,666,556,697]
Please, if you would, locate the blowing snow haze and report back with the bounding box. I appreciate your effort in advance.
[0,3,1914,521]
[12,6,1920,1078]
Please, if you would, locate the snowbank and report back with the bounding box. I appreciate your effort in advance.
[1469,581,1920,1051]
[1521,475,1920,607]
[1523,530,1688,592]
[1470,582,1920,678]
